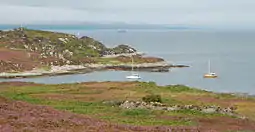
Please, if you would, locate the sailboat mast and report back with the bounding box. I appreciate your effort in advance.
[208,60,211,73]
[20,23,23,31]
[131,55,134,73]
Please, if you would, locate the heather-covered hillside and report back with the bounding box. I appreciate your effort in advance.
[0,28,165,73]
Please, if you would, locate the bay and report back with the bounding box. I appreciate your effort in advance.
[1,28,255,94]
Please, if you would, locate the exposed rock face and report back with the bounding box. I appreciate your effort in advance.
[0,60,24,72]
[112,44,137,54]
[100,45,137,56]
[119,101,166,110]
[80,36,107,53]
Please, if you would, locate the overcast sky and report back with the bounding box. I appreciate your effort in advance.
[1,0,255,27]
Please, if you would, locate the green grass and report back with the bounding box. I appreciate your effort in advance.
[0,84,196,126]
[39,65,51,71]
[213,93,238,99]
[168,109,224,118]
[162,98,183,105]
[122,109,152,117]
[165,85,207,93]
[7,85,62,95]
[0,43,6,47]
[101,109,195,126]
[24,29,68,40]
[1,91,194,126]
[137,82,206,93]
[94,57,151,65]
[94,57,122,64]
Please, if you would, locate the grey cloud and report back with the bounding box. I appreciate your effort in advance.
[0,0,255,27]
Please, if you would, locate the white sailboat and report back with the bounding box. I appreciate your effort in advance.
[20,23,24,30]
[126,56,141,79]
[204,60,218,78]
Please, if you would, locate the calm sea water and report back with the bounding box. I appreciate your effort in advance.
[1,28,255,94]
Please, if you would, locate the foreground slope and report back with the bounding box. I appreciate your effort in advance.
[0,81,255,132]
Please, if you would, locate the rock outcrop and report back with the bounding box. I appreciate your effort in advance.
[108,100,240,117]
[0,28,144,73]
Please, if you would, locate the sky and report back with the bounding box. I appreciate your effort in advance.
[0,0,255,28]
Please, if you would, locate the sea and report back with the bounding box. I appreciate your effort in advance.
[0,25,255,95]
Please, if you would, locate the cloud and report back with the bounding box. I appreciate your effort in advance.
[1,0,255,27]
[0,5,89,24]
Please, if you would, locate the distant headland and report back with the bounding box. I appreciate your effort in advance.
[0,28,188,78]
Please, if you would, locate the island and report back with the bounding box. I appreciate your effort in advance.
[0,28,187,78]
[0,81,254,131]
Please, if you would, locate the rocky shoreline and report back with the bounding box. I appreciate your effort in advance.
[0,61,188,79]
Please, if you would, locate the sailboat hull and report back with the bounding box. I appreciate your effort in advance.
[126,75,141,79]
[203,60,218,78]
[203,74,218,78]
[203,76,218,78]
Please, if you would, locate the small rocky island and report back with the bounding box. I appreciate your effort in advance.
[0,28,187,78]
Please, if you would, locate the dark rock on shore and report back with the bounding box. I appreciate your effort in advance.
[170,64,190,68]
[150,67,170,72]
[105,65,171,72]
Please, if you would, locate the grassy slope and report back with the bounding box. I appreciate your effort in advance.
[0,81,254,131]
[0,28,165,73]
[23,29,102,58]
[0,28,141,60]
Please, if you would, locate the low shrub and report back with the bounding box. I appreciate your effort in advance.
[142,94,162,103]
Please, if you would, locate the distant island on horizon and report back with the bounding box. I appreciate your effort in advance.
[0,22,196,30]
